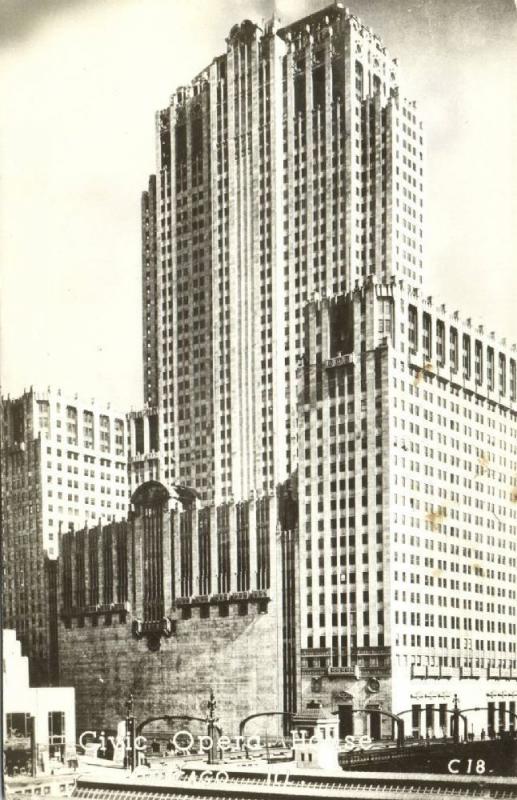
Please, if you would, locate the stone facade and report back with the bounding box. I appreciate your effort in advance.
[297,277,517,738]
[57,482,300,738]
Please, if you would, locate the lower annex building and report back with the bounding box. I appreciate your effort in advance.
[56,480,299,737]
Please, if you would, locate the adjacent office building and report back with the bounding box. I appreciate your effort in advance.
[1,387,129,683]
[298,279,517,737]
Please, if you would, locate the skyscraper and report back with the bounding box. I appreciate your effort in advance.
[138,2,424,505]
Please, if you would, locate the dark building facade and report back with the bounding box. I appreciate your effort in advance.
[57,481,299,737]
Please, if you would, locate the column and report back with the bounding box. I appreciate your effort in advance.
[96,522,105,608]
[132,515,143,619]
[191,507,199,597]
[163,509,173,612]
[111,524,118,605]
[228,501,237,593]
[68,530,76,611]
[143,414,150,457]
[172,511,181,602]
[304,37,314,297]
[248,496,257,591]
[209,506,218,596]
[127,518,135,611]
[268,493,278,601]
[83,525,90,608]
[324,34,333,298]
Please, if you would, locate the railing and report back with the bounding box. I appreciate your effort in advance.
[325,353,356,369]
[300,648,331,657]
[72,768,517,799]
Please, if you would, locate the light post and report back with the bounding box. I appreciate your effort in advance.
[125,692,136,771]
[206,689,220,765]
[452,694,460,744]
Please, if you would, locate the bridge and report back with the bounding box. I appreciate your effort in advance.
[71,767,517,799]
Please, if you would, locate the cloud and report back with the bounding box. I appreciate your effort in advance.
[276,0,516,49]
[0,0,110,44]
[0,0,515,408]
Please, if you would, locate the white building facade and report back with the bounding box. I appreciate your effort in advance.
[3,629,76,775]
[298,279,517,738]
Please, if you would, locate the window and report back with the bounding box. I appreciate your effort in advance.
[474,341,483,384]
[48,711,66,758]
[408,306,418,352]
[83,411,94,448]
[462,334,471,379]
[436,320,445,366]
[487,347,495,390]
[422,313,431,359]
[499,354,506,395]
[450,328,458,371]
[6,713,31,738]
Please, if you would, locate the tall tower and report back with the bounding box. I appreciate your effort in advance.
[139,2,424,506]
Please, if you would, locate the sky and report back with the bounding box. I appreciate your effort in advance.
[1,0,515,411]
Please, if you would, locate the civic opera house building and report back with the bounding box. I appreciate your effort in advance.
[55,3,517,740]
